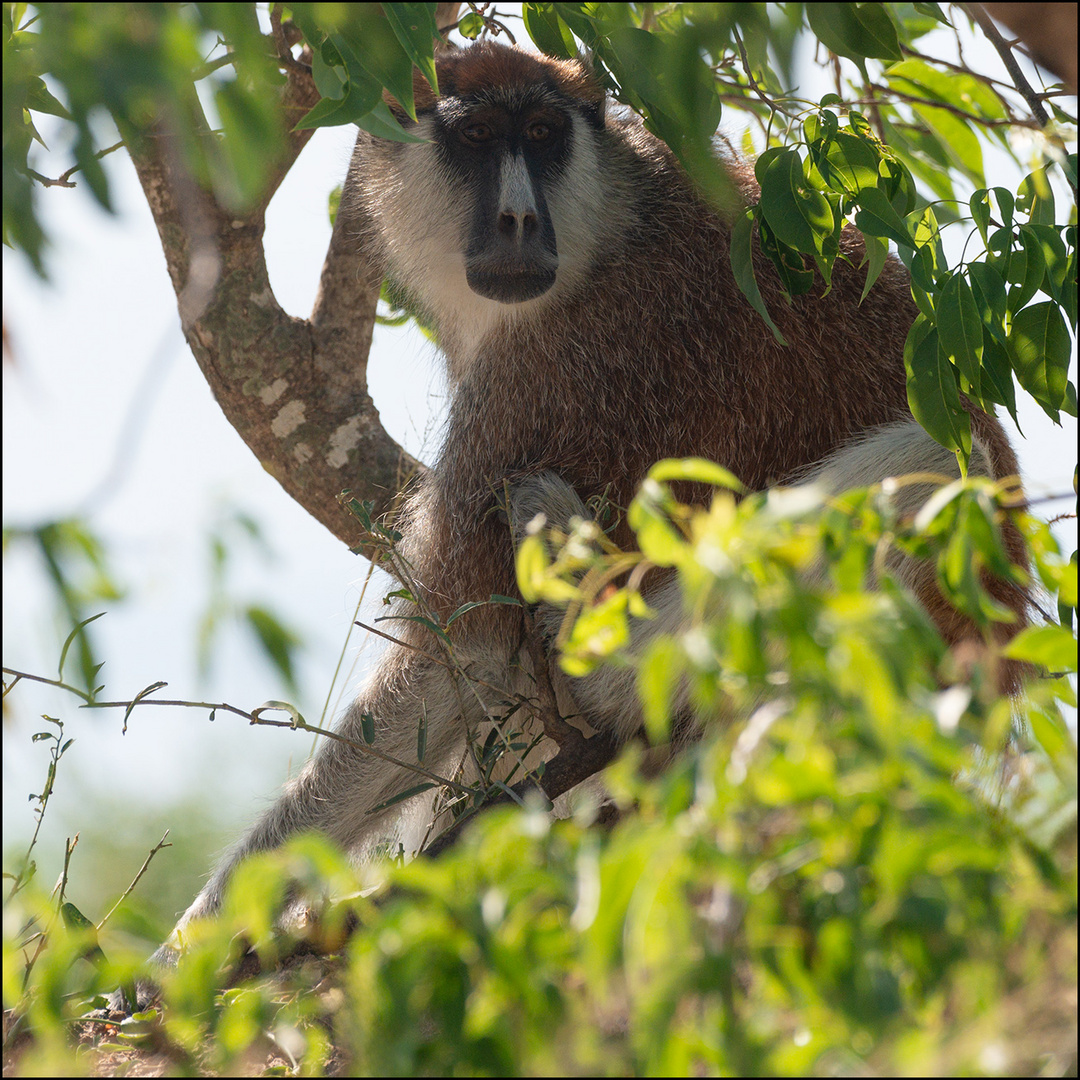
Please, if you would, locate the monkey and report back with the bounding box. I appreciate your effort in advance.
[146,42,1026,978]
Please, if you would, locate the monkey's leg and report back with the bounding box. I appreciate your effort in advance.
[153,638,510,969]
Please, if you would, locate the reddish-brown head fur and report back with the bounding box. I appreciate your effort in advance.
[409,42,605,113]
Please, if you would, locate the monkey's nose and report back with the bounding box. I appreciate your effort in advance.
[498,209,538,243]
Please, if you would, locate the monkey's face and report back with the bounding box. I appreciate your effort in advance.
[431,95,572,303]
[361,46,610,350]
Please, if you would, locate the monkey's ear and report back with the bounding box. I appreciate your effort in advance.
[565,49,607,125]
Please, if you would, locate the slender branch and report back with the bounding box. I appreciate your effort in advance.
[26,140,126,189]
[270,5,311,76]
[83,693,476,797]
[117,59,423,565]
[863,83,1039,129]
[901,43,1016,93]
[966,4,1051,125]
[2,668,93,702]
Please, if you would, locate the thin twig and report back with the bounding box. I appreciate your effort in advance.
[56,834,78,909]
[1,667,94,702]
[863,83,1038,128]
[96,831,172,931]
[901,43,1016,94]
[83,695,256,721]
[82,692,476,797]
[26,141,126,190]
[733,27,798,122]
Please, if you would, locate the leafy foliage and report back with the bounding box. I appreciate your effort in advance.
[4,464,1076,1074]
[6,459,1075,1077]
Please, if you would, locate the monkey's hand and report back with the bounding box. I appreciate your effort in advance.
[506,470,590,549]
[97,940,178,1016]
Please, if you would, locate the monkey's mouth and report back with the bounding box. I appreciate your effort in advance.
[465,259,558,304]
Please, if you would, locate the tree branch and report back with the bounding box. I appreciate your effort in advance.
[117,57,423,565]
[977,3,1077,95]
[423,728,621,858]
[967,4,1056,123]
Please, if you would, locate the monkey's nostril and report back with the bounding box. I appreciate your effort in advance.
[498,210,539,241]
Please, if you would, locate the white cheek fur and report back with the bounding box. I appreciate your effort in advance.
[367,114,611,379]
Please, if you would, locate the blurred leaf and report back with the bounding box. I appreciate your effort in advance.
[244,605,302,696]
[1003,624,1078,672]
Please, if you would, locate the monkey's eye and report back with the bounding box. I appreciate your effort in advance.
[461,122,494,144]
[526,122,551,143]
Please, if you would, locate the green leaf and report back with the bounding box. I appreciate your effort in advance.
[757,147,834,253]
[23,74,70,119]
[57,611,105,684]
[1017,167,1055,226]
[647,458,744,492]
[523,3,577,58]
[335,12,417,121]
[637,637,685,743]
[806,3,902,64]
[245,605,302,694]
[1008,301,1071,421]
[382,613,451,645]
[1003,625,1078,672]
[360,712,376,744]
[729,209,786,343]
[1009,225,1046,310]
[904,319,970,455]
[560,591,630,676]
[370,782,439,814]
[817,130,884,196]
[910,104,984,183]
[294,76,381,131]
[970,189,991,246]
[937,273,983,396]
[457,11,485,39]
[967,262,1018,421]
[854,185,914,249]
[516,534,549,604]
[886,58,1006,121]
[978,338,1019,425]
[1026,224,1069,304]
[1027,705,1073,761]
[355,100,427,143]
[628,481,688,567]
[311,40,347,101]
[859,233,890,303]
[383,3,439,95]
